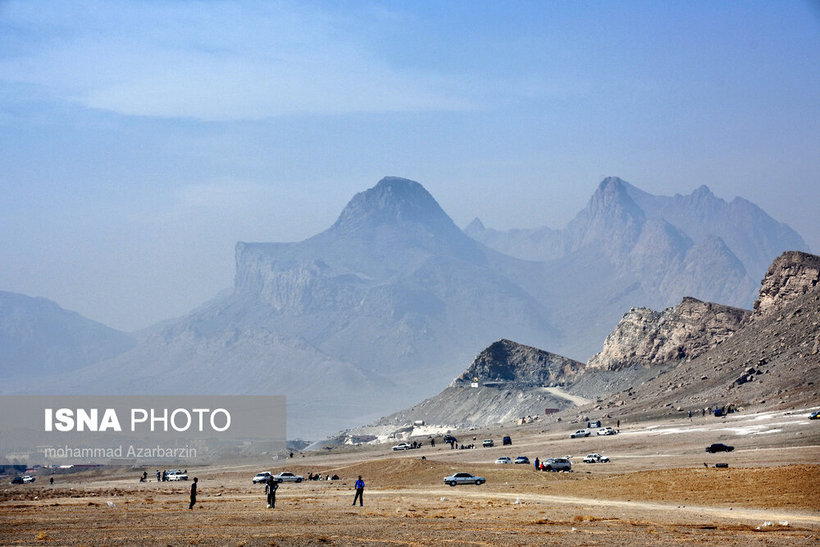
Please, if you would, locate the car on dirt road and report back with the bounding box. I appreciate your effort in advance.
[514,456,530,464]
[444,472,485,486]
[10,475,35,484]
[392,442,412,451]
[582,453,610,463]
[809,410,819,420]
[596,426,617,435]
[705,443,734,453]
[253,472,272,484]
[273,472,304,483]
[495,457,512,464]
[482,439,494,447]
[570,429,590,438]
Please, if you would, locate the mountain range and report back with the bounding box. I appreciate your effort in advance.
[1,176,810,437]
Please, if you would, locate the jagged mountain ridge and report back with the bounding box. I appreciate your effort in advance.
[586,297,751,371]
[0,291,135,377]
[466,176,807,310]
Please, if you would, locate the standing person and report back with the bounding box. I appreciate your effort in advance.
[265,476,278,508]
[189,477,198,509]
[352,475,364,507]
[534,457,539,471]
[156,470,161,482]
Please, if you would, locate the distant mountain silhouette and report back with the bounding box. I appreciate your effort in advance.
[0,291,135,377]
[6,176,810,438]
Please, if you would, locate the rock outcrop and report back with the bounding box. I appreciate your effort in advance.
[362,339,586,431]
[452,339,584,387]
[753,251,820,318]
[586,297,750,370]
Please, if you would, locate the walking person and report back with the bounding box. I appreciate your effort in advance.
[189,477,198,509]
[352,475,364,507]
[265,475,278,508]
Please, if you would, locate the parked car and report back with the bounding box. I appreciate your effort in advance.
[444,472,485,486]
[705,443,734,453]
[166,470,188,481]
[392,442,412,451]
[273,472,304,483]
[582,453,610,463]
[514,456,530,464]
[482,439,494,447]
[252,472,272,484]
[541,457,572,471]
[570,429,590,438]
[495,457,512,464]
[502,435,512,445]
[443,435,458,444]
[597,426,616,436]
[809,410,820,420]
[10,475,35,484]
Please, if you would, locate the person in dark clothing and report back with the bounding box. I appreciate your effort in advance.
[156,470,161,482]
[49,477,54,485]
[534,457,539,471]
[352,475,364,506]
[265,476,278,508]
[189,477,198,509]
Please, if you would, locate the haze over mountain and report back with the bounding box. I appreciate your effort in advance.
[467,176,808,311]
[3,177,810,438]
[0,291,135,377]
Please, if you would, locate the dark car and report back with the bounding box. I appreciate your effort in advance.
[443,435,458,444]
[809,410,819,420]
[502,435,512,446]
[706,443,734,453]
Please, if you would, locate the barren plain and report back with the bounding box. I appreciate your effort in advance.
[2,407,818,545]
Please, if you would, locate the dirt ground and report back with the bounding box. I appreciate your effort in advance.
[2,408,819,545]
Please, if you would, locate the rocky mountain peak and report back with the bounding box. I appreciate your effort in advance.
[330,176,459,237]
[753,251,820,317]
[464,217,486,235]
[452,339,584,387]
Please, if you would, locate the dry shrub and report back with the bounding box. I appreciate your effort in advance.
[36,531,50,541]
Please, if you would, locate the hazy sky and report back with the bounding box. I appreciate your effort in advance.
[1,1,818,331]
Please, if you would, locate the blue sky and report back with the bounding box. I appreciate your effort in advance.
[1,0,818,331]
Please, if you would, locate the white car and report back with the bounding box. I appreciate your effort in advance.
[570,429,590,438]
[444,472,485,486]
[166,470,188,481]
[392,442,412,451]
[495,457,512,464]
[252,472,272,484]
[541,457,572,471]
[597,427,616,436]
[482,439,494,447]
[582,453,610,463]
[273,472,304,483]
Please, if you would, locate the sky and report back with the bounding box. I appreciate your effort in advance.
[1,0,818,331]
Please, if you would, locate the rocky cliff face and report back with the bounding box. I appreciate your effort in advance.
[586,297,750,370]
[452,339,584,387]
[753,251,820,318]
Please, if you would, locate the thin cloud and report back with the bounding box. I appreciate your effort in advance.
[0,1,476,120]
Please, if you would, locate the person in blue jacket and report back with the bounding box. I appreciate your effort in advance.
[352,475,364,506]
